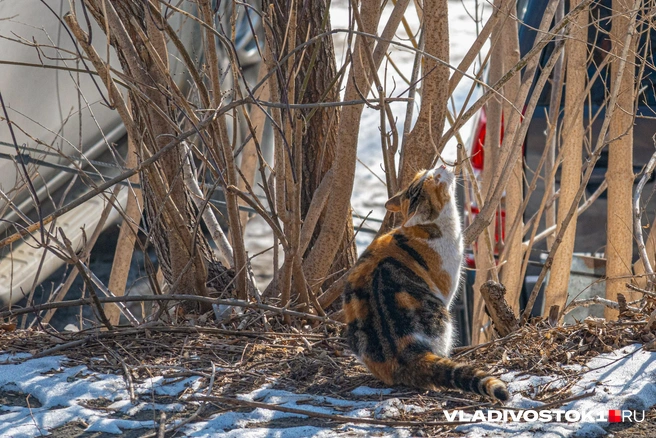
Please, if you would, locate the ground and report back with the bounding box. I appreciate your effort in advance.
[1,314,655,437]
[607,411,656,438]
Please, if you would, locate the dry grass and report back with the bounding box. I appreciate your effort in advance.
[0,296,655,435]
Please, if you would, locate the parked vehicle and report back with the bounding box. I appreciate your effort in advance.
[0,1,264,306]
[460,0,656,332]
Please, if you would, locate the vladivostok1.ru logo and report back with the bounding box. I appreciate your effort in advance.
[608,410,645,423]
[441,409,645,423]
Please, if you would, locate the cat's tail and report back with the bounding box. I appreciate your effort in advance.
[393,350,509,401]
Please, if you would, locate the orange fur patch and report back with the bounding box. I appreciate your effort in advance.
[392,234,452,297]
[368,234,394,253]
[399,198,412,223]
[363,357,398,385]
[417,353,454,389]
[431,270,452,296]
[431,181,450,213]
[348,260,375,289]
[404,226,430,240]
[417,352,440,366]
[412,240,442,268]
[484,377,505,396]
[344,298,368,323]
[395,291,421,310]
[396,335,416,351]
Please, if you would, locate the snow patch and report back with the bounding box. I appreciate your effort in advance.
[0,354,195,437]
[351,386,394,396]
[457,344,656,437]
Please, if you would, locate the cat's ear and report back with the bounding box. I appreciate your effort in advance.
[385,191,404,212]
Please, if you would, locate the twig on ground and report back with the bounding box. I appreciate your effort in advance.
[563,295,640,315]
[122,355,137,404]
[101,342,138,405]
[626,283,656,299]
[452,331,522,358]
[157,412,166,438]
[479,281,519,337]
[33,339,90,358]
[191,395,471,427]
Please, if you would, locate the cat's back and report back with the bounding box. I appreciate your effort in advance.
[344,223,457,300]
[342,226,452,373]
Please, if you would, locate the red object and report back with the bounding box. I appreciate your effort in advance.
[470,108,486,170]
[466,105,525,267]
[608,410,622,423]
[470,107,506,171]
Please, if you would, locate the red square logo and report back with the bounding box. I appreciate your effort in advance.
[608,410,622,423]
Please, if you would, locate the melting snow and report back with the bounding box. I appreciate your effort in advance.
[0,353,198,437]
[456,344,656,437]
[0,345,654,436]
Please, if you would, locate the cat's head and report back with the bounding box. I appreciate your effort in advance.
[385,166,455,225]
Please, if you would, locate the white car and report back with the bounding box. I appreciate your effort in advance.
[0,0,262,306]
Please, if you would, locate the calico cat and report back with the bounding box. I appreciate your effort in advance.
[343,166,509,401]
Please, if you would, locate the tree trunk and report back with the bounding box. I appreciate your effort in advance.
[138,3,210,301]
[544,1,565,251]
[264,0,358,311]
[397,0,450,188]
[277,0,357,292]
[471,0,505,345]
[198,0,249,300]
[301,0,383,293]
[499,0,523,315]
[544,0,588,315]
[106,133,143,325]
[238,65,270,229]
[122,2,210,297]
[606,0,637,317]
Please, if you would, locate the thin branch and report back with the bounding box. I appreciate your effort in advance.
[0,113,223,250]
[59,228,113,331]
[626,282,656,299]
[633,147,656,290]
[0,294,338,324]
[563,295,640,314]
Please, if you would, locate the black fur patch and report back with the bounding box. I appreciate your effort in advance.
[393,233,429,270]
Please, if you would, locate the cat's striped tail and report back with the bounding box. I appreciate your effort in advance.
[393,351,509,401]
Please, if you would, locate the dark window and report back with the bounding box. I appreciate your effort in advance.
[532,0,655,110]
